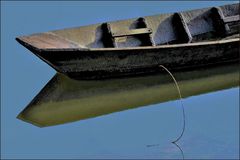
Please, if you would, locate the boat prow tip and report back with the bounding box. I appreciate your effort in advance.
[16,35,43,54]
[17,32,84,51]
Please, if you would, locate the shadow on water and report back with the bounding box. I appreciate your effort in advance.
[18,63,239,127]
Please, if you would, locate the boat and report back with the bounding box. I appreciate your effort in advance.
[16,3,239,80]
[18,64,239,127]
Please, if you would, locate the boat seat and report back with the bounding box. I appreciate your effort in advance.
[211,7,240,36]
[101,18,155,48]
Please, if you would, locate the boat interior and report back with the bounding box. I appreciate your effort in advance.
[18,3,239,50]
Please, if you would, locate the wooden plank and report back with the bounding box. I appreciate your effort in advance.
[224,15,240,23]
[101,23,117,48]
[211,7,230,35]
[112,28,152,37]
[16,33,81,49]
[173,13,192,43]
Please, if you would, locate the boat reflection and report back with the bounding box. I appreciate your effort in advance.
[18,63,239,127]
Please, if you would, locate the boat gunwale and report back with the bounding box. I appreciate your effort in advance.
[39,37,240,52]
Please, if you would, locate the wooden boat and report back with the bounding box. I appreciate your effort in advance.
[16,3,239,79]
[18,64,239,127]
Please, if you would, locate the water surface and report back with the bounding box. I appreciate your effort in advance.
[1,1,239,159]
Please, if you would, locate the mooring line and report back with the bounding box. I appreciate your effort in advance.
[159,65,186,143]
[146,65,185,159]
[159,65,185,159]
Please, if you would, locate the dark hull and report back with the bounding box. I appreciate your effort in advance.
[17,38,239,79]
[16,3,240,79]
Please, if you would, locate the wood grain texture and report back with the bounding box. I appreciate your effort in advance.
[16,32,82,49]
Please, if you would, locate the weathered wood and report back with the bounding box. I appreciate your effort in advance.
[136,17,156,46]
[16,33,81,49]
[112,28,152,37]
[104,17,156,47]
[16,3,239,80]
[224,15,240,23]
[101,23,117,48]
[17,38,238,80]
[211,6,240,36]
[173,13,192,43]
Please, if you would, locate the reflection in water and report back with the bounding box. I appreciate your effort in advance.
[159,65,186,159]
[173,142,184,159]
[18,63,239,127]
[146,143,184,159]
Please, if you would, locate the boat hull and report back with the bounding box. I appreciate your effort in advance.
[18,38,239,79]
[16,3,239,79]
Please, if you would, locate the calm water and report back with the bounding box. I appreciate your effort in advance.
[7,87,240,159]
[4,70,240,159]
[1,1,239,159]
